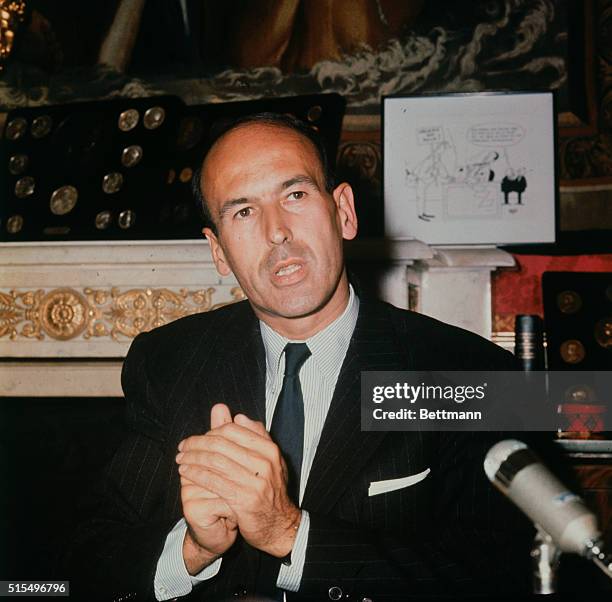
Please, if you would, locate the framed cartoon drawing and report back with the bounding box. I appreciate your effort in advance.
[383,91,557,245]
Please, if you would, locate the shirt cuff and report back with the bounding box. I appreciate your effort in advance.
[154,518,223,600]
[276,510,309,592]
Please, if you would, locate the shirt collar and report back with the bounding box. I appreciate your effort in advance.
[259,285,359,385]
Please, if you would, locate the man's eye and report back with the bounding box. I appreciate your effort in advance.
[235,207,252,218]
[288,191,305,200]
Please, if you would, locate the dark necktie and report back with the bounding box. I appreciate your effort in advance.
[270,342,311,504]
[257,343,311,599]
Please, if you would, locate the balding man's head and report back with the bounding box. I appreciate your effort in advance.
[193,113,335,234]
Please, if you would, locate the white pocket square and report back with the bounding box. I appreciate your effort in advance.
[368,468,431,496]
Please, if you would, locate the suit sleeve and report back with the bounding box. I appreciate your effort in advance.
[62,333,179,600]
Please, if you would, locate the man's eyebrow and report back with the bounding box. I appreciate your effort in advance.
[281,175,321,191]
[218,197,248,219]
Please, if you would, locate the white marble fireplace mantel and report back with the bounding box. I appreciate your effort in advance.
[0,239,514,396]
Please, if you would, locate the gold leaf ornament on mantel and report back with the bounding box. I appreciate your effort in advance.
[0,286,245,342]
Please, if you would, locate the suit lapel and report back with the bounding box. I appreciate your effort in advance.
[191,301,266,427]
[303,298,410,514]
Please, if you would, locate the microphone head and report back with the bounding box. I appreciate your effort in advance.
[483,439,528,482]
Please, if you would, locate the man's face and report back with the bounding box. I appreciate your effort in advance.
[201,123,357,330]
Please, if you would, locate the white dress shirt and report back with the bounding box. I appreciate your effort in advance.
[154,286,359,600]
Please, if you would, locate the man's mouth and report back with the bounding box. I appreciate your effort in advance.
[275,263,302,277]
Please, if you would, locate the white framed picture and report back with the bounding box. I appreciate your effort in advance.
[383,91,557,245]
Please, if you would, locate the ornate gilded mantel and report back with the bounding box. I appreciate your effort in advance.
[0,239,513,396]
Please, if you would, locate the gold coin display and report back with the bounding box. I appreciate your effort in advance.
[307,105,323,122]
[95,211,112,230]
[102,172,124,194]
[594,317,612,349]
[31,115,53,139]
[179,167,193,183]
[6,214,24,234]
[8,154,28,175]
[121,145,143,168]
[118,209,136,229]
[560,339,586,364]
[5,117,27,140]
[118,109,139,132]
[15,176,35,198]
[557,290,582,314]
[50,185,78,215]
[143,106,165,130]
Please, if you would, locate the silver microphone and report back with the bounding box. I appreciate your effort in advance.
[484,439,611,578]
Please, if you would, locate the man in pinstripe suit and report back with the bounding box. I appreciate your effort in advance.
[68,114,530,601]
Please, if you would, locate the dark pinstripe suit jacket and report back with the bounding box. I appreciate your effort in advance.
[67,297,532,601]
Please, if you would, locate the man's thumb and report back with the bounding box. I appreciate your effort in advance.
[210,403,232,428]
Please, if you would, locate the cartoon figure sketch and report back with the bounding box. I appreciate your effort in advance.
[405,136,455,221]
[515,167,527,203]
[501,168,516,204]
[403,121,529,222]
[453,150,498,185]
[501,166,527,204]
[444,149,500,216]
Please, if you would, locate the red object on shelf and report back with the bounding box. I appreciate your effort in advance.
[557,403,606,437]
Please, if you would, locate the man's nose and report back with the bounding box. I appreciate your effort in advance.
[265,207,292,245]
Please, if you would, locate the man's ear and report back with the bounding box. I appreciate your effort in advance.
[203,227,232,277]
[332,182,358,241]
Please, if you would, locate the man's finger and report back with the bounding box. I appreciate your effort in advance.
[177,447,270,483]
[181,423,267,453]
[234,413,269,438]
[182,485,238,524]
[177,433,275,480]
[179,464,242,504]
[211,403,232,429]
[180,475,219,498]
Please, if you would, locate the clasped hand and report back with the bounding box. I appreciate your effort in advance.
[176,403,301,573]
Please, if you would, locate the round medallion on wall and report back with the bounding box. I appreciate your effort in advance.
[118,109,140,132]
[594,317,612,349]
[5,117,28,140]
[307,105,323,122]
[560,339,586,364]
[557,290,582,314]
[9,154,29,175]
[6,214,24,234]
[15,176,35,198]
[179,167,193,183]
[143,106,165,130]
[31,115,53,139]
[50,185,78,215]
[102,172,124,194]
[121,145,143,168]
[39,288,88,340]
[118,209,136,229]
[95,210,112,230]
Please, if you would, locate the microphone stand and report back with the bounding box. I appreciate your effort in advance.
[585,539,612,580]
[531,531,612,594]
[531,531,560,594]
